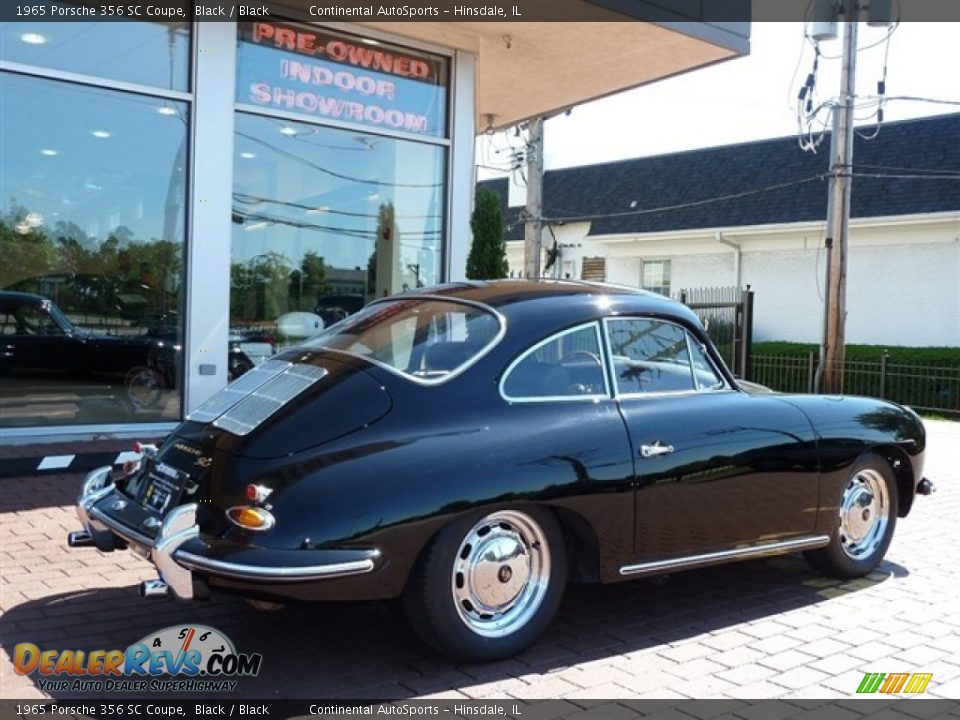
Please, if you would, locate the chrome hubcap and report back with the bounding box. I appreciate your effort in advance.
[452,510,550,638]
[839,468,889,559]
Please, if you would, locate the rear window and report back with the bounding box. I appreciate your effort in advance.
[302,298,502,383]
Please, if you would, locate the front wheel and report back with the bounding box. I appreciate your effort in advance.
[805,452,898,579]
[403,508,566,662]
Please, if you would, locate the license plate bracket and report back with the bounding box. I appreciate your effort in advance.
[139,462,187,515]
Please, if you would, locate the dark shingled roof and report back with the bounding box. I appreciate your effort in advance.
[480,112,959,240]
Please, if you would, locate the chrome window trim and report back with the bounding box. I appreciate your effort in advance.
[499,322,610,404]
[619,535,831,576]
[686,334,729,392]
[602,316,731,400]
[305,295,506,387]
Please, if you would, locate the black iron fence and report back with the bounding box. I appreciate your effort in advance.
[751,351,960,414]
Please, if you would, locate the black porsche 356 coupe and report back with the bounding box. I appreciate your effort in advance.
[69,281,932,661]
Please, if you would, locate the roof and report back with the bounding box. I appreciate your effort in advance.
[0,291,48,306]
[400,280,703,348]
[480,112,960,239]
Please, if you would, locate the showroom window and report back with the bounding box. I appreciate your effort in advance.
[231,20,449,348]
[641,259,671,297]
[0,22,191,429]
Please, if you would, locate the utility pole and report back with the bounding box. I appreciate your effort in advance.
[820,5,858,394]
[523,116,544,279]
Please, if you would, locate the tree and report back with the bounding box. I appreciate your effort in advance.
[466,187,508,280]
[290,251,328,311]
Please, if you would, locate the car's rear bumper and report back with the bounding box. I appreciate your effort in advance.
[71,466,380,602]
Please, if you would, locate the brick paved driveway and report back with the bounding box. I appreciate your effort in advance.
[2,421,958,701]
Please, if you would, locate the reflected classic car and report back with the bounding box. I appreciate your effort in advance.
[68,281,933,661]
[0,291,177,409]
[0,292,273,410]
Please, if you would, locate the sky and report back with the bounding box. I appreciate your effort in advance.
[476,22,960,178]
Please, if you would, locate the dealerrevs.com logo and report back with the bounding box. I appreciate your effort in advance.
[857,672,933,694]
[13,624,263,693]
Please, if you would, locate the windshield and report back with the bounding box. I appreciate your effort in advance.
[47,302,76,333]
[303,298,502,383]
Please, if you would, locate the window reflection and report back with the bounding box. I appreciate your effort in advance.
[0,73,188,427]
[231,112,445,345]
[0,20,190,91]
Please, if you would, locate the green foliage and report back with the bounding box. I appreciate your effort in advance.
[466,187,508,280]
[288,251,329,312]
[0,203,182,320]
[753,342,960,366]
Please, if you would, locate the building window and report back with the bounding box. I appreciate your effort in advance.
[641,259,671,296]
[1,22,191,91]
[0,57,190,429]
[231,21,449,346]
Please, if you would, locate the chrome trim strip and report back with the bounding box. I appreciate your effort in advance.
[499,321,611,404]
[619,535,831,576]
[173,551,377,582]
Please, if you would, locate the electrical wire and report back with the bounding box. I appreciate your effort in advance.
[542,174,826,224]
[237,131,442,189]
[862,95,960,106]
[854,164,960,176]
[851,172,960,180]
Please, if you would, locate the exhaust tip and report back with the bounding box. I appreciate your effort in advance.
[917,478,936,496]
[67,530,94,548]
[139,579,169,598]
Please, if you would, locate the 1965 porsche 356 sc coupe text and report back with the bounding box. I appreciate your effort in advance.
[69,281,932,661]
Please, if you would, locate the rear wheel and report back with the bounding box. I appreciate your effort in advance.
[805,452,897,579]
[403,508,566,662]
[125,366,163,410]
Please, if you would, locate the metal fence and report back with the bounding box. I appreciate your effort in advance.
[675,286,754,379]
[751,351,960,414]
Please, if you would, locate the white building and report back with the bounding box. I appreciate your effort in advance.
[490,113,960,347]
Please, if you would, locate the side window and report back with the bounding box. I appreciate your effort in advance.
[0,311,16,335]
[502,324,607,401]
[688,336,726,390]
[605,318,694,394]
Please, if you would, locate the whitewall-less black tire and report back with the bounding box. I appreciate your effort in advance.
[804,452,898,579]
[403,507,566,662]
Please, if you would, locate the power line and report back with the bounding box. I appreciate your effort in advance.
[851,172,960,180]
[233,192,439,219]
[854,164,960,176]
[862,95,960,106]
[237,131,442,189]
[542,175,825,224]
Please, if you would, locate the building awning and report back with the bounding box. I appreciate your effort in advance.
[364,17,748,130]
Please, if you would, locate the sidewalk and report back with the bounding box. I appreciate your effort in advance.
[2,421,957,701]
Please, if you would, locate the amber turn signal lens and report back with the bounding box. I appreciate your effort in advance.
[226,505,275,531]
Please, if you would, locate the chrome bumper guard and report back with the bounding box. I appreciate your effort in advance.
[72,466,377,601]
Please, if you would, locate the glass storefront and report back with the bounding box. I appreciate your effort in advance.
[0,24,190,428]
[231,19,448,350]
[0,19,460,433]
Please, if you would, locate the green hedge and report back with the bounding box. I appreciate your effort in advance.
[752,342,960,367]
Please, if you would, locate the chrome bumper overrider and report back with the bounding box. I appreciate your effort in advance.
[71,466,377,601]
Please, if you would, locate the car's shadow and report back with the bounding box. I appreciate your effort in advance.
[2,555,908,700]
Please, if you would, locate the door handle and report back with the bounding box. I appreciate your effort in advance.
[640,442,675,458]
